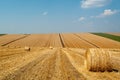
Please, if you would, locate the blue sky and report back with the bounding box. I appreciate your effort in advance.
[0,0,120,33]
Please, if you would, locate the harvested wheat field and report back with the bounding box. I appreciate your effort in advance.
[0,33,120,80]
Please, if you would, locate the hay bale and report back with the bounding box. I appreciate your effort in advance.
[24,46,30,51]
[49,46,53,49]
[85,48,112,72]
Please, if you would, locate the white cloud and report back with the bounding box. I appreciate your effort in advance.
[101,9,117,16]
[81,0,111,8]
[42,12,48,16]
[72,17,85,23]
[96,9,118,18]
[91,9,119,18]
[78,17,85,21]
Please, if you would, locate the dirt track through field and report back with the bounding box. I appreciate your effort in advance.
[1,48,86,80]
[73,34,99,48]
[0,33,120,48]
[75,33,120,48]
[0,34,28,46]
[5,34,63,48]
[0,47,120,80]
[0,33,120,80]
[60,34,96,48]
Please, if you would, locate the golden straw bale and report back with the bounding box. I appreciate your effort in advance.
[85,48,112,72]
[49,46,53,49]
[24,46,30,51]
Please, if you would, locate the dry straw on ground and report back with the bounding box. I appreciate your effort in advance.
[85,48,112,72]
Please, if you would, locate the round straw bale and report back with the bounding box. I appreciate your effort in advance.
[85,48,112,72]
[24,46,30,51]
[49,46,53,49]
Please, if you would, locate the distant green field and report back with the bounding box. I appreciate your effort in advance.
[91,33,120,42]
[0,34,6,36]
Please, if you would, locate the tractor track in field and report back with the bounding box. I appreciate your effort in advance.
[0,33,120,80]
[0,48,120,79]
[74,34,100,48]
[60,33,96,48]
[60,49,86,80]
[0,48,87,80]
[75,33,120,48]
[62,48,120,80]
[4,49,56,80]
[51,49,86,80]
[59,34,65,48]
[63,49,120,80]
[1,49,54,80]
[4,48,86,80]
[1,34,30,46]
[0,33,120,48]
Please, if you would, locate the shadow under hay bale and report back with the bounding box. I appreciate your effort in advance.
[112,69,119,72]
[85,48,112,72]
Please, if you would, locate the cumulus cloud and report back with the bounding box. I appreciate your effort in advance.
[78,17,85,21]
[42,12,48,16]
[81,0,111,8]
[101,9,118,16]
[72,17,85,23]
[96,9,118,18]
